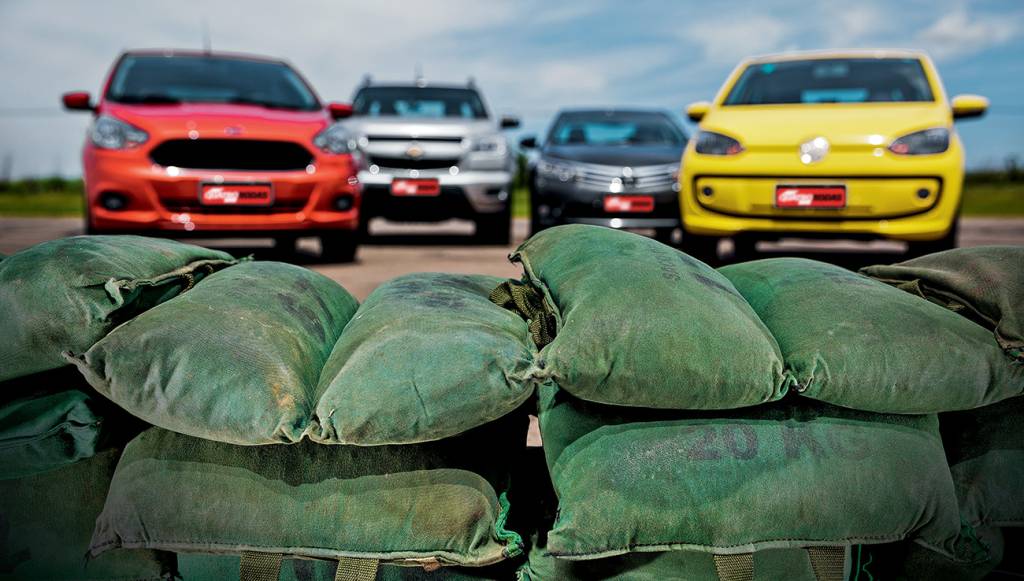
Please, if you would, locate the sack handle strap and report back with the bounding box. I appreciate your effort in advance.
[239,551,283,581]
[713,547,845,581]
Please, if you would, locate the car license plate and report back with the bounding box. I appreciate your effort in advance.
[604,195,655,213]
[391,178,441,197]
[774,185,846,209]
[199,183,272,206]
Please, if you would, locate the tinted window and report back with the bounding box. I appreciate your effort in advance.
[107,55,320,110]
[724,58,934,105]
[548,112,685,146]
[352,87,488,119]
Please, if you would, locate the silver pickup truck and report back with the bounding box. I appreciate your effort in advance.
[342,78,519,243]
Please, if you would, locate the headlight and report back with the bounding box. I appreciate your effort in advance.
[313,124,356,155]
[889,128,950,155]
[694,131,744,155]
[471,135,507,154]
[89,115,148,150]
[537,158,577,182]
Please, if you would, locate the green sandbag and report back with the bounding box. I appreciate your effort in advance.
[0,235,237,382]
[0,447,175,580]
[940,396,1024,528]
[68,261,358,445]
[91,414,527,570]
[312,273,537,445]
[177,553,518,580]
[537,384,960,561]
[520,543,852,580]
[861,245,1024,359]
[859,528,1004,581]
[508,225,789,410]
[720,258,1024,413]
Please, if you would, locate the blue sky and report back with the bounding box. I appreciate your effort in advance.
[0,0,1022,177]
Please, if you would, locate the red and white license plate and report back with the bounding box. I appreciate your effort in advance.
[604,195,655,213]
[199,183,272,206]
[774,185,846,209]
[391,178,441,197]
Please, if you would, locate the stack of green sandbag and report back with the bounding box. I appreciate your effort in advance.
[499,225,1021,580]
[0,235,239,580]
[61,261,533,579]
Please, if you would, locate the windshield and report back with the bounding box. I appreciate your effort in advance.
[106,55,320,111]
[548,112,685,146]
[724,58,934,105]
[352,87,488,119]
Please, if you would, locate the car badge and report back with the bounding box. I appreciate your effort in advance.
[621,166,637,186]
[406,143,424,158]
[799,137,830,164]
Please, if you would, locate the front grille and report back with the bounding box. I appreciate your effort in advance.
[575,163,677,191]
[150,139,314,171]
[367,135,464,143]
[368,156,460,170]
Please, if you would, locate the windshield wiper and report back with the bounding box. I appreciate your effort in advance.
[114,94,181,105]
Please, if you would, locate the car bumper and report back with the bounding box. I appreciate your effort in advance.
[358,169,513,219]
[680,148,964,242]
[535,182,681,230]
[84,151,360,234]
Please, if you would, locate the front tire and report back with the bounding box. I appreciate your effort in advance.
[320,231,359,263]
[681,232,721,265]
[475,206,512,245]
[906,219,959,258]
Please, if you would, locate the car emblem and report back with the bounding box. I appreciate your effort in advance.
[224,126,244,136]
[799,137,830,164]
[406,143,424,158]
[621,167,637,187]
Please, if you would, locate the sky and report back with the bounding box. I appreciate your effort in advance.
[0,0,1022,178]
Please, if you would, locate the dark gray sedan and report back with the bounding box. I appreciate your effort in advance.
[520,109,686,242]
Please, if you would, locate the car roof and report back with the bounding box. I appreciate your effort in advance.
[356,83,478,91]
[555,108,674,117]
[742,49,928,65]
[120,49,288,65]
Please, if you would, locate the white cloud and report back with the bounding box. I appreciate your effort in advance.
[684,15,793,64]
[915,8,1020,60]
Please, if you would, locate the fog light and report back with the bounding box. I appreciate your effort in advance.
[333,194,354,211]
[701,186,714,197]
[99,192,128,211]
[916,188,931,199]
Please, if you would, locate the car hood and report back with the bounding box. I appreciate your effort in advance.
[341,117,496,139]
[544,145,683,167]
[101,103,331,141]
[702,103,952,149]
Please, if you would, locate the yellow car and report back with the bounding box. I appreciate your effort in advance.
[680,50,988,261]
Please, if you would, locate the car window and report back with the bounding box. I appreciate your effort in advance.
[724,58,935,105]
[106,55,320,110]
[548,113,685,146]
[352,87,488,119]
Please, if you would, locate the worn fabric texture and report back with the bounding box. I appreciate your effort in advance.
[720,257,1024,413]
[67,261,359,445]
[312,273,538,445]
[520,543,848,580]
[177,553,519,580]
[0,368,146,480]
[0,447,176,580]
[509,225,789,410]
[91,412,528,568]
[537,384,960,560]
[860,245,1024,359]
[0,235,237,382]
[940,395,1024,528]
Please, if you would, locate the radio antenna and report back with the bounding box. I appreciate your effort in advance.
[202,18,212,54]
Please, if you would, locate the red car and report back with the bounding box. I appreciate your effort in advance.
[63,49,361,261]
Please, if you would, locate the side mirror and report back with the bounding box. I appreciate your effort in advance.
[327,102,354,120]
[500,115,521,129]
[951,94,988,120]
[519,136,537,149]
[686,101,711,123]
[62,91,94,112]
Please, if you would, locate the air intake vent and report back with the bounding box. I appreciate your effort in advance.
[150,139,314,171]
